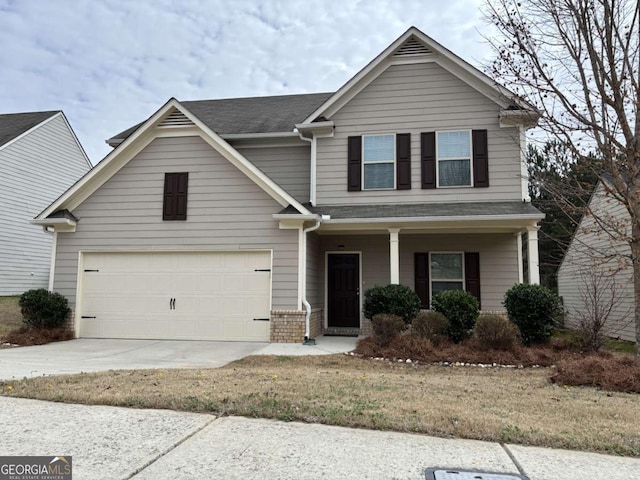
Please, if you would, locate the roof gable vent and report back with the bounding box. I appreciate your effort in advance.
[393,37,432,57]
[158,109,194,128]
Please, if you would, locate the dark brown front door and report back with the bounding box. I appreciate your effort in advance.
[327,253,360,328]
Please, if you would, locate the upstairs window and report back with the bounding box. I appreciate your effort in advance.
[163,172,188,221]
[362,134,395,190]
[437,130,472,187]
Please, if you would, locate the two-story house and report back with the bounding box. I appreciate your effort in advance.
[33,27,542,343]
[0,111,91,295]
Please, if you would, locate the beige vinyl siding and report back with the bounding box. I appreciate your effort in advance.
[236,145,310,204]
[0,114,90,295]
[558,183,635,342]
[54,136,298,310]
[316,232,517,313]
[306,232,322,308]
[399,233,518,311]
[316,62,523,205]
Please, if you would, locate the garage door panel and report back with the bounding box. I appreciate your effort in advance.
[80,251,271,341]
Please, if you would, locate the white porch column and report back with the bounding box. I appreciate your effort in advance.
[515,231,523,284]
[388,228,401,284]
[526,226,540,284]
[48,230,58,292]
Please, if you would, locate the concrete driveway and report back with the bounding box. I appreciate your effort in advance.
[0,338,267,380]
[2,397,639,480]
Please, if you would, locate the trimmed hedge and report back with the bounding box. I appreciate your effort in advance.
[363,284,421,324]
[503,284,561,345]
[431,290,479,342]
[19,289,70,329]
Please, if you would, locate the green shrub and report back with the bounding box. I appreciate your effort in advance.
[371,314,406,347]
[431,290,479,342]
[411,311,449,346]
[473,315,521,351]
[363,284,421,324]
[503,283,561,345]
[19,289,70,329]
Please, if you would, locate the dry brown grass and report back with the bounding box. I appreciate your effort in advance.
[2,354,639,457]
[0,296,23,339]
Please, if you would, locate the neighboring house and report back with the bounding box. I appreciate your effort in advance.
[558,181,635,342]
[0,111,91,295]
[33,27,543,343]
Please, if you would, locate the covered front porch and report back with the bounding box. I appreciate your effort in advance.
[275,201,543,340]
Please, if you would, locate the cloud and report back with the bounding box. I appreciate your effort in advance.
[0,0,491,164]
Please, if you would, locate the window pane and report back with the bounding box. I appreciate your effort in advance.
[439,131,470,158]
[364,163,394,189]
[431,253,463,280]
[439,159,471,186]
[432,281,464,297]
[363,135,394,162]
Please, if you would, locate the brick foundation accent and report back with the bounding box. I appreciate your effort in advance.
[308,308,324,338]
[360,318,373,337]
[270,310,306,343]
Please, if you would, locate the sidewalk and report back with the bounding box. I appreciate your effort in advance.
[2,396,638,480]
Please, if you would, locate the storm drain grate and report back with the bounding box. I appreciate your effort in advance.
[425,468,529,480]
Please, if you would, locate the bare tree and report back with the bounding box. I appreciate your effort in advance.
[483,0,640,359]
[573,268,633,351]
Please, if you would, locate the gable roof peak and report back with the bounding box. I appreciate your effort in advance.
[301,26,537,125]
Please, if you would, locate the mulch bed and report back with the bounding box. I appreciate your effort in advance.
[2,327,74,346]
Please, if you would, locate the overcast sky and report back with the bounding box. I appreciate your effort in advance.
[0,0,493,164]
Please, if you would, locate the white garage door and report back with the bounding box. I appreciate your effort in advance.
[79,251,271,341]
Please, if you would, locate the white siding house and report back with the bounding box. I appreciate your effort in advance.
[558,182,636,342]
[0,111,91,295]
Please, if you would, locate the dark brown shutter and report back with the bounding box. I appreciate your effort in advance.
[163,172,188,221]
[347,136,362,191]
[396,133,411,190]
[464,252,481,309]
[414,252,430,308]
[472,130,489,188]
[421,132,436,189]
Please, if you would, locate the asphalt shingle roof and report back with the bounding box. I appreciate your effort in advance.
[0,111,59,147]
[110,92,333,141]
[279,201,543,219]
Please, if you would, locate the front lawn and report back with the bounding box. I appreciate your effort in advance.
[2,354,639,457]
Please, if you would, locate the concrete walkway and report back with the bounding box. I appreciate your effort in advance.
[0,336,359,380]
[1,396,638,480]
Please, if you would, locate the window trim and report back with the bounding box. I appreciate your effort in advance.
[435,130,474,188]
[361,133,396,191]
[429,251,466,300]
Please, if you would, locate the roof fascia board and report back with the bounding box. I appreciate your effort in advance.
[30,217,77,232]
[221,132,300,140]
[177,103,311,214]
[322,213,544,224]
[0,111,60,153]
[37,98,182,219]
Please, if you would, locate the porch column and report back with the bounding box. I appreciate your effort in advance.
[388,228,401,284]
[515,231,523,283]
[526,226,540,284]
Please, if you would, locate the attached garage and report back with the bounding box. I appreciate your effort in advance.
[78,251,272,341]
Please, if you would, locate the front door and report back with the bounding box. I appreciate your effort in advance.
[327,253,360,328]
